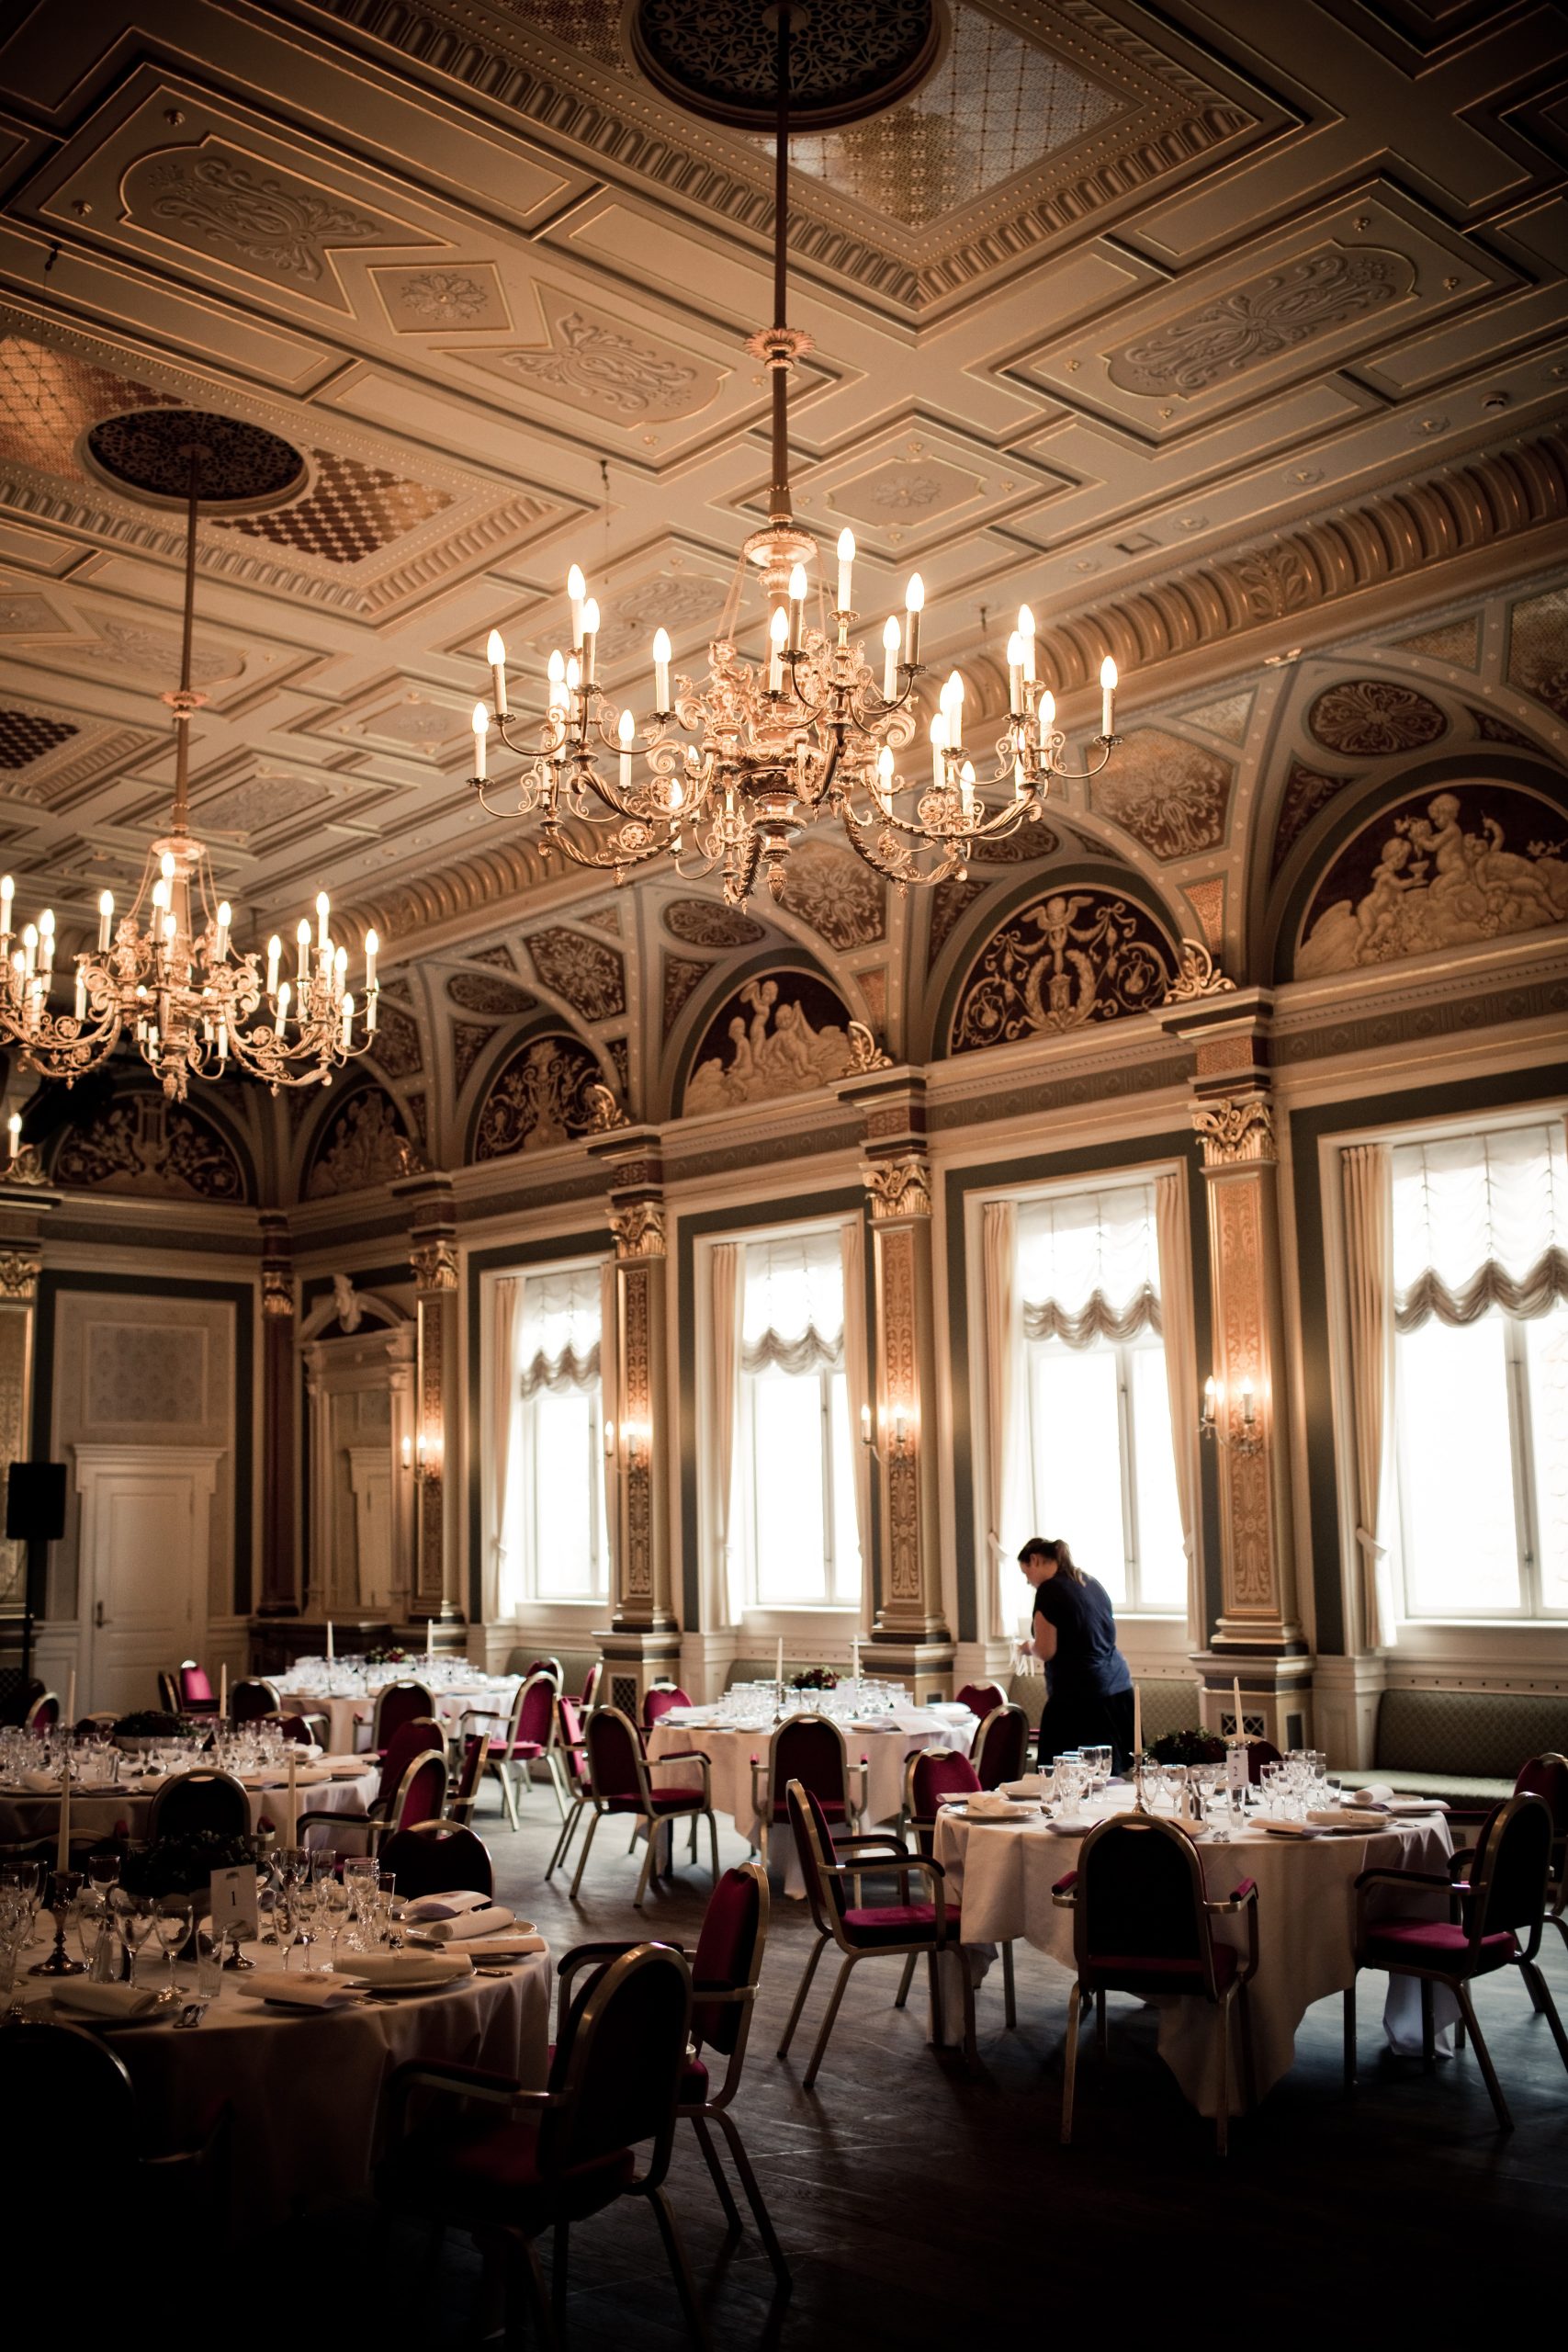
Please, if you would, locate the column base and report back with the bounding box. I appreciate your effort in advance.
[1209,1616,1308,1656]
[1312,1652,1389,1771]
[1192,1649,1315,1750]
[866,1632,956,1705]
[594,1625,683,1720]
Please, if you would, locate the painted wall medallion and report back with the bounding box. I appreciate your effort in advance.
[950,889,1177,1052]
[1306,679,1448,757]
[682,974,854,1114]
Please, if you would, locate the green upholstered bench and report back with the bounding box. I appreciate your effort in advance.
[503,1645,600,1697]
[1007,1675,1199,1746]
[1337,1687,1568,1810]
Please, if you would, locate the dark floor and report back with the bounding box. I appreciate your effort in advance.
[323,1785,1564,2348]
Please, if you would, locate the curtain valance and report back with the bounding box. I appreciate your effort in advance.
[517,1263,603,1397]
[1393,1123,1568,1330]
[742,1230,845,1375]
[1017,1182,1161,1348]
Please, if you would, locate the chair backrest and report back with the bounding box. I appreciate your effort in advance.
[1514,1752,1568,1838]
[1074,1816,1218,1991]
[148,1769,251,1842]
[908,1747,980,1848]
[1469,1792,1553,1950]
[230,1678,279,1724]
[545,1942,690,2186]
[0,2022,138,2165]
[584,1707,647,1804]
[449,1733,488,1821]
[508,1669,558,1755]
[691,1863,767,2058]
[271,1712,320,1746]
[23,1690,58,1736]
[955,1681,1008,1723]
[372,1679,436,1751]
[157,1670,182,1714]
[1246,1739,1282,1785]
[380,1819,493,1899]
[643,1685,691,1730]
[375,1716,444,1807]
[767,1716,850,1814]
[392,1750,449,1834]
[581,1659,604,1712]
[178,1663,215,1709]
[556,1697,591,1792]
[522,1657,563,1689]
[971,1703,1029,1790]
[784,1779,847,1938]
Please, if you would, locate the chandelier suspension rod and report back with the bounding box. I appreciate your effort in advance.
[768,3,794,529]
[169,437,202,838]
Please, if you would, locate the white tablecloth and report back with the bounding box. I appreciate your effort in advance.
[276,1679,520,1754]
[21,1936,551,2235]
[0,1769,379,1848]
[935,1799,1455,2114]
[648,1708,976,1895]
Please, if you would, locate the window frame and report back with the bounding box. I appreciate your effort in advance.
[739,1354,860,1611]
[488,1251,610,1617]
[1021,1321,1186,1616]
[515,1376,608,1607]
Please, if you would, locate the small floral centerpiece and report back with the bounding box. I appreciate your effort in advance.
[788,1667,840,1693]
[1148,1727,1227,1767]
[118,1830,255,1901]
[366,1645,407,1665]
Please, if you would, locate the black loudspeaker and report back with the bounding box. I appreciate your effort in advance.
[6,1462,65,1544]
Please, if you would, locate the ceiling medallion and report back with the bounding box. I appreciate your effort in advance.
[629,0,943,130]
[0,413,381,1100]
[473,5,1124,909]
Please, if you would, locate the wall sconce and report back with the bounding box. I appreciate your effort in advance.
[2,1113,42,1186]
[871,1403,913,1458]
[1199,1374,1263,1457]
[403,1430,442,1486]
[619,1419,650,1468]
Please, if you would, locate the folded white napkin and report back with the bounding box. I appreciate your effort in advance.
[1308,1808,1393,1831]
[1001,1776,1051,1799]
[436,1931,547,1960]
[412,1904,514,1942]
[318,1754,370,1773]
[404,1889,495,1922]
[338,1951,474,1986]
[966,1791,1024,1819]
[1253,1816,1324,1837]
[50,1981,162,2020]
[17,1770,58,1793]
[1355,1783,1396,1807]
[233,1970,367,2008]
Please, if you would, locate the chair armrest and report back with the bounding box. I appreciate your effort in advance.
[649,1752,711,1803]
[459,1708,505,1726]
[830,1833,908,1856]
[1207,1879,1258,1915]
[653,1749,711,1765]
[1351,1865,1455,1894]
[1448,1848,1476,1881]
[384,2056,525,2135]
[823,1851,946,1891]
[1051,1870,1078,1905]
[294,1808,377,1838]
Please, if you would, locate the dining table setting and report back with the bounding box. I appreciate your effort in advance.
[0,1719,380,1850]
[932,1747,1457,2116]
[273,1653,523,1754]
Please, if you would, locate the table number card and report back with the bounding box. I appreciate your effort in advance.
[209,1862,259,1943]
[1225,1746,1250,1796]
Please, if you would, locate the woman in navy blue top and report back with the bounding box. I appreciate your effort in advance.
[1019,1535,1135,1772]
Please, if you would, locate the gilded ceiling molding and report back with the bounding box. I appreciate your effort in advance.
[333,841,555,950]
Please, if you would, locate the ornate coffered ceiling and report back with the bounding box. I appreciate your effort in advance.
[0,0,1562,1057]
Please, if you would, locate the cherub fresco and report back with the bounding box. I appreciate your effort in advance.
[683,976,853,1114]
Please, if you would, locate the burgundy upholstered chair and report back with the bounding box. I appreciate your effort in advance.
[296,1716,444,1851]
[520,1656,564,1687]
[267,1710,325,1747]
[147,1769,251,1842]
[23,1690,59,1736]
[176,1662,219,1717]
[380,1818,493,1900]
[546,1697,593,1880]
[446,1731,489,1830]
[370,1679,437,1757]
[1345,1790,1568,2130]
[570,1706,717,1908]
[0,2021,227,2232]
[462,1668,563,1830]
[970,1703,1029,1791]
[954,1680,1009,1724]
[779,1779,975,2088]
[554,1863,789,2293]
[156,1670,181,1715]
[581,1658,604,1713]
[1513,1752,1568,1952]
[643,1684,691,1731]
[749,1715,868,1871]
[229,1677,280,1724]
[1053,1814,1258,2154]
[377,1942,708,2349]
[897,1747,1017,2030]
[1245,1739,1281,1786]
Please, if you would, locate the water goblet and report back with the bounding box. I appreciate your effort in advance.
[152,1896,192,2002]
[86,1852,121,1902]
[73,1892,107,1968]
[175,1930,223,2026]
[274,1886,299,1972]
[319,1873,351,1964]
[116,1894,157,1988]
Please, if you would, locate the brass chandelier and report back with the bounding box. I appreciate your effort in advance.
[474,4,1122,907]
[0,417,381,1102]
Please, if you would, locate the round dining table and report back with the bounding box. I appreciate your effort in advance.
[935,1793,1455,2115]
[0,1761,380,1849]
[21,1933,552,2236]
[648,1704,978,1894]
[276,1676,521,1755]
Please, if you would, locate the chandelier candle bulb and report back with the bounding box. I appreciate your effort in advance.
[882,616,900,699]
[73,969,86,1022]
[21,924,35,978]
[1100,655,1118,739]
[788,562,807,653]
[904,573,923,667]
[97,890,113,951]
[1039,688,1056,737]
[315,893,330,952]
[1240,1375,1256,1426]
[876,744,895,804]
[38,910,53,972]
[616,707,635,793]
[942,670,964,751]
[294,918,310,978]
[930,713,947,789]
[485,629,508,718]
[340,992,353,1051]
[568,564,586,650]
[217,1021,227,1063]
[469,701,489,781]
[0,875,11,944]
[1018,605,1036,684]
[768,604,788,695]
[265,935,280,997]
[276,979,290,1031]
[364,929,378,991]
[215,902,231,957]
[652,627,671,715]
[837,527,855,615]
[6,1114,17,1163]
[1007,631,1024,713]
[960,759,976,820]
[581,599,599,687]
[547,649,567,718]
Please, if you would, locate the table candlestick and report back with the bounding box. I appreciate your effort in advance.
[29,1869,85,1976]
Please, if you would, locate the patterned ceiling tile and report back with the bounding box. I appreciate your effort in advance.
[1089,729,1234,860]
[461,287,726,424]
[829,456,983,530]
[775,839,886,950]
[1106,247,1413,400]
[356,697,469,753]
[662,899,765,949]
[88,616,239,685]
[1307,679,1448,755]
[0,592,64,634]
[526,924,625,1019]
[1393,614,1481,669]
[1506,587,1568,718]
[0,335,174,483]
[1184,876,1225,950]
[210,449,451,567]
[195,773,327,835]
[371,262,511,333]
[0,707,76,770]
[1180,689,1255,744]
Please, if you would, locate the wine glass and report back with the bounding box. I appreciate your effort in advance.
[318,1873,351,1965]
[292,1878,321,1971]
[274,1884,299,1972]
[73,1892,107,1968]
[86,1851,121,1901]
[152,1897,192,2002]
[116,1895,157,1988]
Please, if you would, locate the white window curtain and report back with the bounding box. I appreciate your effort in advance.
[709,1242,745,1626]
[598,1257,618,1597]
[1342,1144,1397,1651]
[839,1216,874,1637]
[518,1264,602,1396]
[1393,1123,1568,1330]
[491,1275,522,1616]
[981,1200,1021,1644]
[741,1230,845,1373]
[1017,1185,1161,1344]
[1153,1172,1203,1642]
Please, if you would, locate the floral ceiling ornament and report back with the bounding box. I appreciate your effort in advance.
[1164,938,1236,1002]
[1107,248,1414,399]
[470,6,1124,909]
[584,1080,630,1132]
[473,1033,604,1159]
[1307,678,1449,757]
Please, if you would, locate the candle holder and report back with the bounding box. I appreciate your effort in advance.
[29,1869,86,1976]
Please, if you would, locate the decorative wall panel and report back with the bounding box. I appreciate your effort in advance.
[682,973,854,1114]
[949,890,1178,1053]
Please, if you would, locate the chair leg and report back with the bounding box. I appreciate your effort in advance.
[1061,1981,1082,2145]
[1214,1993,1232,2158]
[647,2185,714,2352]
[568,1806,601,1901]
[706,1807,719,1887]
[546,1753,570,1825]
[894,1951,918,2010]
[958,1948,977,2073]
[690,2114,742,2235]
[804,1955,857,2090]
[545,1799,582,1880]
[715,2108,792,2297]
[1002,1939,1017,2030]
[1454,1982,1512,2131]
[777,1936,828,2059]
[925,1948,944,2048]
[508,2236,561,2352]
[1522,1959,1568,2073]
[1237,1978,1258,2111]
[1421,1976,1436,2070]
[1343,1978,1357,2093]
[498,1761,520,1833]
[1095,1986,1107,2059]
[634,1814,659,1908]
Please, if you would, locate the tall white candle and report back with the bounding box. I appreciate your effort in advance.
[426,1615,434,1660]
[1132,1681,1142,1763]
[326,1619,334,1665]
[65,1669,76,1725]
[775,1634,784,1690]
[220,1662,227,1717]
[852,1636,860,1687]
[56,1752,71,1875]
[287,1748,298,1848]
[1232,1675,1243,1741]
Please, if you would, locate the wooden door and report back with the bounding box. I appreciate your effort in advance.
[75,1445,223,1717]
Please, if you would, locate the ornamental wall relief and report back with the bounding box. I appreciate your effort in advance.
[1294,783,1568,978]
[682,974,855,1115]
[1307,679,1448,757]
[1089,729,1234,860]
[1106,246,1414,399]
[774,840,886,949]
[662,899,766,950]
[949,888,1179,1054]
[49,1085,248,1202]
[304,1086,421,1198]
[1506,586,1568,719]
[473,1032,605,1159]
[1271,760,1358,878]
[525,926,626,1021]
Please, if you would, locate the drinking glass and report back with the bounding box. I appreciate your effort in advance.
[153,1897,192,2002]
[73,1892,107,1967]
[175,1930,223,2025]
[275,1886,299,1972]
[86,1852,121,1900]
[292,1879,321,1970]
[319,1873,351,1963]
[116,1895,157,1987]
[0,1921,24,2017]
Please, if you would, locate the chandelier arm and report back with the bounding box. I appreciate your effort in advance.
[542,822,672,877]
[834,811,958,891]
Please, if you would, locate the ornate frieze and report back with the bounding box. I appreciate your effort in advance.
[474,1034,605,1158]
[1165,939,1236,1003]
[951,890,1176,1053]
[845,1021,894,1074]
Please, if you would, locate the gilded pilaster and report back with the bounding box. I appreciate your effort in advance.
[394,1172,462,1626]
[257,1211,298,1615]
[0,1170,54,1627]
